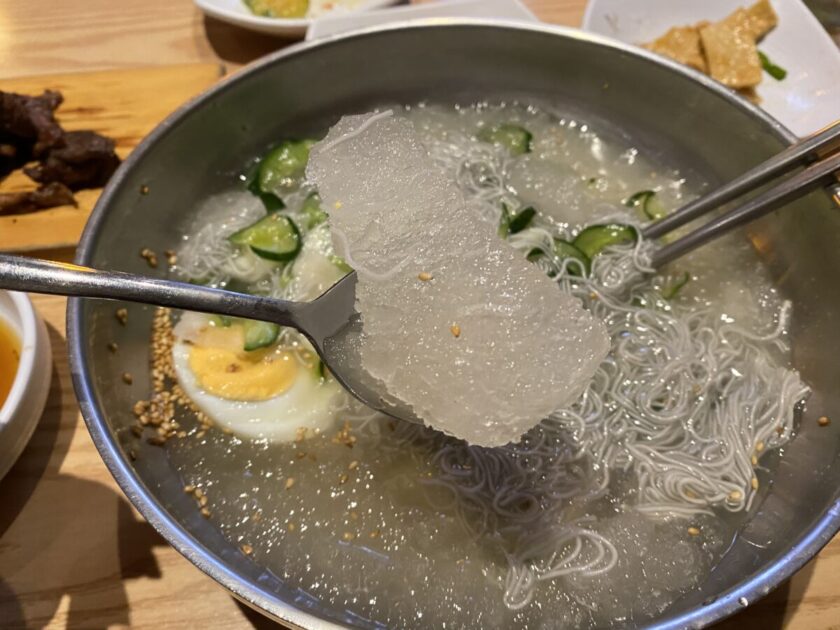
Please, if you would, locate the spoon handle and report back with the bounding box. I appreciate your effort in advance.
[0,254,305,328]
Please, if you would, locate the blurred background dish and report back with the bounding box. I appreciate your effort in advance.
[306,0,537,40]
[194,0,401,36]
[0,290,51,482]
[582,0,840,136]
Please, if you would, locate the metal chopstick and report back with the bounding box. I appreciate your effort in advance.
[651,150,840,268]
[643,120,840,241]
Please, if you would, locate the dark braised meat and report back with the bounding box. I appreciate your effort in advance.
[23,130,120,190]
[0,90,65,176]
[0,181,76,215]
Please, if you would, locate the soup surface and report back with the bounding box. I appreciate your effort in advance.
[0,318,20,409]
[134,101,805,628]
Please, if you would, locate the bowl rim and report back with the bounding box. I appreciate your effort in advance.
[1,291,41,424]
[67,18,837,630]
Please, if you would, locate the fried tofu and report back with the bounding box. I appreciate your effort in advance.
[645,26,708,73]
[744,0,779,39]
[643,0,778,90]
[700,11,763,88]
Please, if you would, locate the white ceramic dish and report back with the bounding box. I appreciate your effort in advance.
[194,0,400,37]
[582,0,840,137]
[0,291,51,482]
[306,0,537,40]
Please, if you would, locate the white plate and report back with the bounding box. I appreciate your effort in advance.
[194,0,400,37]
[0,291,51,482]
[306,0,538,41]
[582,0,840,137]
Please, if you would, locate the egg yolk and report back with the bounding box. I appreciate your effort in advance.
[188,344,298,401]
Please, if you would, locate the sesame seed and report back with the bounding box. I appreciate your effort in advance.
[755,441,765,453]
[334,201,343,209]
[751,477,759,490]
[194,488,204,499]
[729,490,742,501]
[140,184,150,195]
[285,477,295,490]
[417,272,433,282]
[687,527,700,536]
[369,529,381,539]
[342,532,355,541]
[240,543,253,555]
[140,248,158,268]
[751,455,758,466]
[818,416,830,427]
[200,507,211,518]
[287,522,297,532]
[184,485,196,494]
[128,448,137,461]
[107,342,119,353]
[348,461,359,471]
[450,324,461,338]
[339,473,349,485]
[115,308,129,325]
[199,495,208,507]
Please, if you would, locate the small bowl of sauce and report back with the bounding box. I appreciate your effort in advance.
[0,290,52,482]
[0,318,21,409]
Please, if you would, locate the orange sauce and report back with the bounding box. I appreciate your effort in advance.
[0,319,20,408]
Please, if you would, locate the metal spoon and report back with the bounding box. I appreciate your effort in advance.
[0,255,423,424]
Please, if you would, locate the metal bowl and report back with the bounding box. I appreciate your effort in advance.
[68,20,840,628]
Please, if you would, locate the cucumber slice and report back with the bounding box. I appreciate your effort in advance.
[553,239,591,276]
[244,162,285,212]
[477,124,532,156]
[209,315,232,328]
[229,213,301,262]
[301,192,327,229]
[573,224,637,259]
[258,139,316,193]
[499,205,536,236]
[508,206,536,234]
[625,190,666,221]
[241,319,280,351]
[660,271,691,299]
[526,240,590,277]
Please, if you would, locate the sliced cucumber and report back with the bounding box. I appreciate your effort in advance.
[499,205,536,236]
[508,206,536,234]
[258,139,316,193]
[301,192,327,229]
[573,224,637,259]
[241,319,280,351]
[477,124,532,156]
[209,315,232,328]
[660,271,691,300]
[625,190,666,221]
[244,162,285,212]
[527,240,590,277]
[229,213,301,262]
[552,239,591,276]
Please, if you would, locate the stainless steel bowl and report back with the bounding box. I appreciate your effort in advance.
[68,20,840,628]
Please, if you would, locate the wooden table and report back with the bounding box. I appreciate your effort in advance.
[1,1,838,628]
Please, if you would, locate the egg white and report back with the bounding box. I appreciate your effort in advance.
[172,314,343,442]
